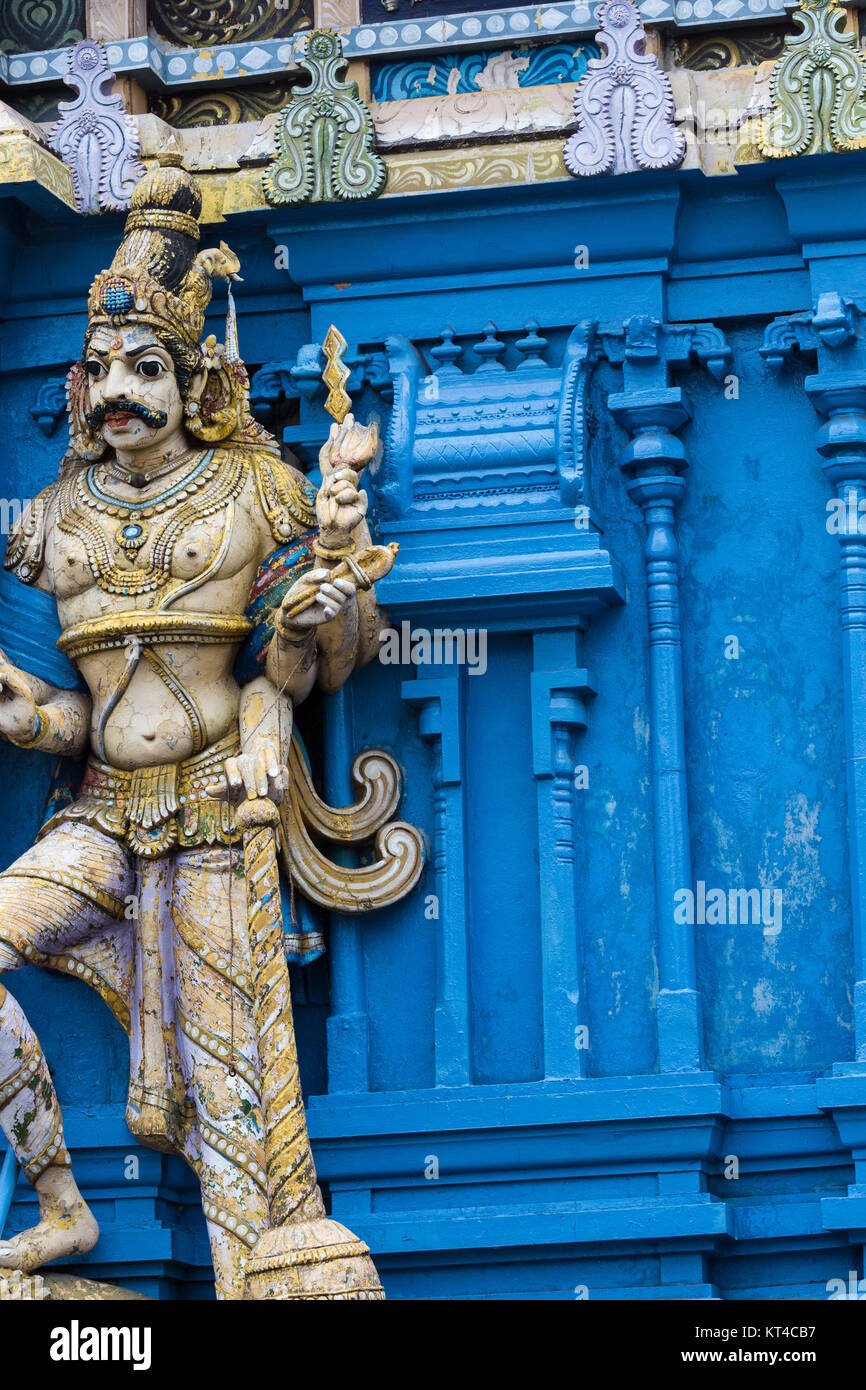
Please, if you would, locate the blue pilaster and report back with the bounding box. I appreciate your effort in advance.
[402,671,471,1087]
[608,317,730,1073]
[529,629,595,1080]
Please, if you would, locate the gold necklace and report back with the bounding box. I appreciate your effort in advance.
[57,448,248,598]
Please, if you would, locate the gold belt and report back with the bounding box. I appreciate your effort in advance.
[41,730,242,858]
[57,610,252,661]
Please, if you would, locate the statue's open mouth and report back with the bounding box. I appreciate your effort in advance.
[85,399,169,432]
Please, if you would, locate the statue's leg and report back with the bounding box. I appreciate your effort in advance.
[0,822,133,1272]
[172,845,270,1300]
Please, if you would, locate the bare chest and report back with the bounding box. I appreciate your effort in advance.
[46,459,265,610]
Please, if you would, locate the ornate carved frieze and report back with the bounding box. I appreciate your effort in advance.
[760,0,866,157]
[370,41,598,101]
[371,83,579,145]
[385,139,566,192]
[150,84,295,129]
[670,25,790,70]
[375,322,567,517]
[48,39,143,213]
[675,26,789,70]
[564,0,685,177]
[263,29,386,205]
[148,0,312,46]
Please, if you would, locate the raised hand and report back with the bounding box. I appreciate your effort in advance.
[316,414,376,547]
[318,413,378,478]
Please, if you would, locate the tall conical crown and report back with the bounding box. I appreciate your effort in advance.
[111,154,202,291]
[86,156,239,349]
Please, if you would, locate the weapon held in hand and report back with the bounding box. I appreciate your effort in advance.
[276,542,398,633]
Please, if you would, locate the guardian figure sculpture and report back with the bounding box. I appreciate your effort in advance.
[0,156,422,1299]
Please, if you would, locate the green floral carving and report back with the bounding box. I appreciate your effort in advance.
[263,30,386,206]
[761,0,866,157]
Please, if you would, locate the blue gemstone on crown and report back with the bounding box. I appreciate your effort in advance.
[122,524,142,538]
[100,279,135,315]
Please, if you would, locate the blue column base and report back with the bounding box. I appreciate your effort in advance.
[326,1011,370,1095]
[657,988,703,1073]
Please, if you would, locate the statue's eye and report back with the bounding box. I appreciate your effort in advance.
[137,358,165,379]
[85,359,106,380]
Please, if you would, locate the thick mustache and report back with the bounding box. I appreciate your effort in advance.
[85,399,169,431]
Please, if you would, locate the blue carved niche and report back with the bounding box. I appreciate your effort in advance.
[377,321,572,516]
[253,320,606,521]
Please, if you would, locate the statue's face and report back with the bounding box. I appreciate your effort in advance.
[84,323,185,453]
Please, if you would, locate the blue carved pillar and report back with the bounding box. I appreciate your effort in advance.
[403,672,471,1087]
[809,377,866,1055]
[530,629,596,1079]
[762,293,866,1058]
[607,317,730,1073]
[762,294,866,1252]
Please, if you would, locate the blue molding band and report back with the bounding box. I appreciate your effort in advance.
[0,0,801,91]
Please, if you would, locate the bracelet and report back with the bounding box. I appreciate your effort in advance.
[313,537,356,562]
[10,707,49,748]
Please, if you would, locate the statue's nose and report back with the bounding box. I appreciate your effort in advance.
[103,359,132,398]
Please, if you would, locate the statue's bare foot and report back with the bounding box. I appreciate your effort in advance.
[0,1166,98,1273]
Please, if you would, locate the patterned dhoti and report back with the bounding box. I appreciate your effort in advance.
[0,735,272,1299]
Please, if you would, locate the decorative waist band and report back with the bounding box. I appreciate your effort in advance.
[57,610,252,662]
[40,729,242,858]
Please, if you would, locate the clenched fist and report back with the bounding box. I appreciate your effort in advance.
[316,414,376,548]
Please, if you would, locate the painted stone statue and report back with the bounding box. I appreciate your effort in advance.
[0,156,422,1299]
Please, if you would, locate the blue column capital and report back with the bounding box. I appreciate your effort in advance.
[608,387,691,441]
[529,668,596,780]
[609,388,690,511]
[762,291,866,376]
[804,376,866,489]
[600,316,731,394]
[402,675,463,785]
[603,317,726,506]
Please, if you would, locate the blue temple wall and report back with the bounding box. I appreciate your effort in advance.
[1,152,865,1299]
